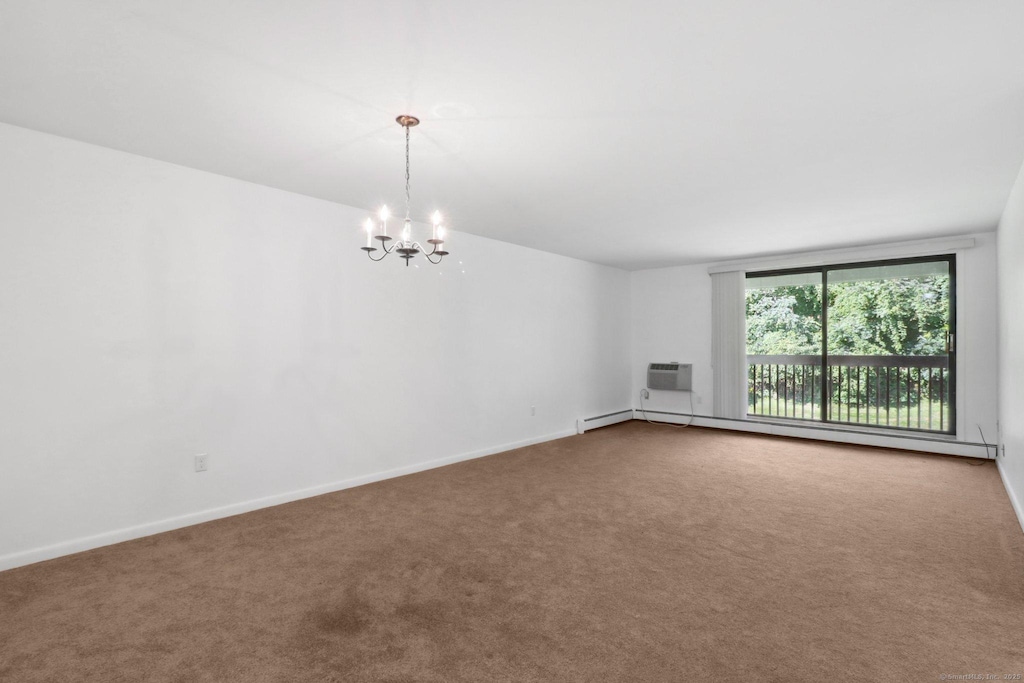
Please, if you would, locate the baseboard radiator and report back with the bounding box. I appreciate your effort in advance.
[632,409,994,459]
[577,410,634,434]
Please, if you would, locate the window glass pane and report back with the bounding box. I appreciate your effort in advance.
[825,259,951,431]
[745,272,823,420]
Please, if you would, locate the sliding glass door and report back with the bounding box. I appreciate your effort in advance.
[746,255,955,434]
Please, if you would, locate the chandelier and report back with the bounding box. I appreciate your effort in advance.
[361,115,449,266]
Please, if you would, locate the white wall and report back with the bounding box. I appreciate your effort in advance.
[997,161,1024,530]
[631,235,1000,447]
[631,265,715,417]
[0,123,632,569]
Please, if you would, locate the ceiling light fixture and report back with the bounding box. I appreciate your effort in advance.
[361,115,449,266]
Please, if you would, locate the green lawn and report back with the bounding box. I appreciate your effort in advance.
[748,398,951,432]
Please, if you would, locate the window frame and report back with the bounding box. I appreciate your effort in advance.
[745,253,957,435]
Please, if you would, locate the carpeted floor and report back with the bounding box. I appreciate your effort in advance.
[2,422,1023,682]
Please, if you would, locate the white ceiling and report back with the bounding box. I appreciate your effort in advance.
[2,1,1023,269]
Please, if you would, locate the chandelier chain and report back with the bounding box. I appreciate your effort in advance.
[405,124,411,222]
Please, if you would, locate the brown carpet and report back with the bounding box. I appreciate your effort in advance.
[2,422,1023,682]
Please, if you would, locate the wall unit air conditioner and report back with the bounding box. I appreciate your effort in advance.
[647,363,692,391]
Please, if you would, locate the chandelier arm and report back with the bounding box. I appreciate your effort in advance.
[366,248,390,262]
[418,242,444,257]
[422,251,444,265]
[421,241,448,264]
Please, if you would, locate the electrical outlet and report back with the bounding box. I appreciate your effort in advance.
[194,454,208,472]
[641,389,650,400]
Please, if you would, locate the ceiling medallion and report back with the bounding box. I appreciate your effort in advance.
[360,115,449,266]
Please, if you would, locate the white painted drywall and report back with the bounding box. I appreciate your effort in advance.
[632,265,715,419]
[997,160,1024,530]
[0,122,632,569]
[630,235,1000,446]
[4,2,1024,269]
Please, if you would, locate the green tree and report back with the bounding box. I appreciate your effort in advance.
[745,285,821,354]
[826,277,949,355]
[746,277,949,356]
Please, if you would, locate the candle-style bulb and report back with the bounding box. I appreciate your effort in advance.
[363,217,374,248]
[379,205,389,221]
[432,211,442,226]
[437,226,446,241]
[402,219,411,243]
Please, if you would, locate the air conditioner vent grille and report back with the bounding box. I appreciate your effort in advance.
[647,362,692,392]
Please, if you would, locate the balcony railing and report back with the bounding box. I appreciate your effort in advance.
[747,354,951,433]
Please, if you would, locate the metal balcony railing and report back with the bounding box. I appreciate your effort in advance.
[747,354,951,433]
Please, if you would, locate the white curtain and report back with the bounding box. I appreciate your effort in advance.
[711,270,748,419]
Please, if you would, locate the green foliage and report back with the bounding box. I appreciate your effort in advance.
[745,285,821,354]
[746,276,949,356]
[826,277,949,355]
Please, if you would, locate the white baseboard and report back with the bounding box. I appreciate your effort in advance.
[997,459,1024,534]
[0,428,577,573]
[632,410,993,459]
